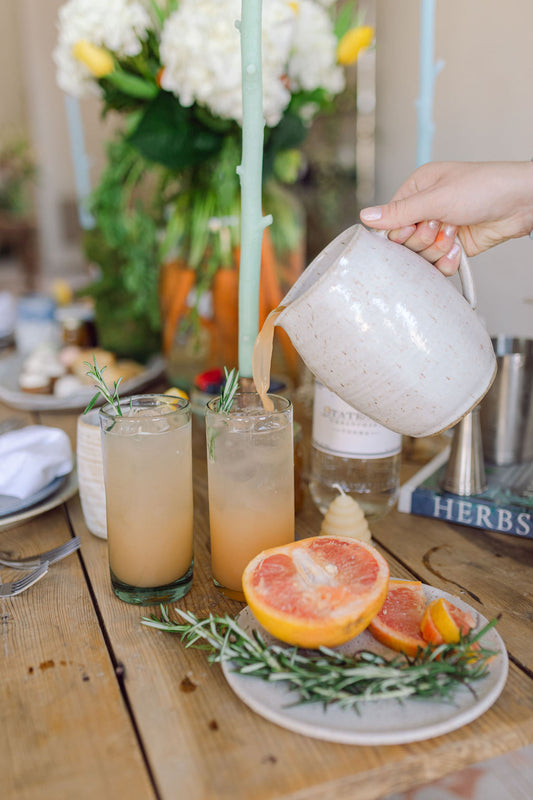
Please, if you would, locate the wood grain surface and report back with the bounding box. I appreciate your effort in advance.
[1,400,532,800]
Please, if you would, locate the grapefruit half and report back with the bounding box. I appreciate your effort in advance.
[241,535,390,649]
[368,579,428,656]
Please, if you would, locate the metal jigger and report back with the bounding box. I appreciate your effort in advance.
[441,406,487,496]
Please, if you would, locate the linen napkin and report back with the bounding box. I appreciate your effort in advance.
[0,425,73,500]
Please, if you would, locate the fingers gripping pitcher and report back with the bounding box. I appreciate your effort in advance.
[268,225,496,438]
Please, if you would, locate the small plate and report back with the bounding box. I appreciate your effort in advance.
[0,468,78,532]
[0,474,68,518]
[222,585,508,745]
[0,354,165,412]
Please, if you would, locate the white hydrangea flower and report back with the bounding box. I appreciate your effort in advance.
[288,0,345,98]
[160,0,298,127]
[54,0,152,97]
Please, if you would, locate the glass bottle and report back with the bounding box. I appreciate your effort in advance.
[309,381,402,521]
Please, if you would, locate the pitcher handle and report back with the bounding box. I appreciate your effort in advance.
[456,246,477,310]
[374,229,477,310]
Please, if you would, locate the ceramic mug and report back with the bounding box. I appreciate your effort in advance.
[77,409,107,538]
[276,224,496,437]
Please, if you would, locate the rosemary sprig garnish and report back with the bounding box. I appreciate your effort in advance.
[216,367,239,412]
[207,367,239,461]
[141,607,499,709]
[83,355,123,416]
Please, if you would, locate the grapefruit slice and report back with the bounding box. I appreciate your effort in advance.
[421,597,475,645]
[242,535,390,649]
[367,579,428,656]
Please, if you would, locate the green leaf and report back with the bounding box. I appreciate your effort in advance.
[334,1,360,39]
[128,91,225,170]
[105,71,159,100]
[84,392,101,414]
[263,112,308,180]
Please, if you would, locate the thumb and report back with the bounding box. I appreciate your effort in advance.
[360,195,434,229]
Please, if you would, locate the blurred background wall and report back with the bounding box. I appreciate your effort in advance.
[0,0,531,336]
[374,0,533,337]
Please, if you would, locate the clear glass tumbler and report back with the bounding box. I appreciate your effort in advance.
[99,394,193,605]
[205,392,294,602]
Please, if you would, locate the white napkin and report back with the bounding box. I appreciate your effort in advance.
[0,425,73,500]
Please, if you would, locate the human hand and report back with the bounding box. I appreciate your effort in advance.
[360,161,533,275]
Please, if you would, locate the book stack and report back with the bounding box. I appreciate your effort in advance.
[398,447,533,539]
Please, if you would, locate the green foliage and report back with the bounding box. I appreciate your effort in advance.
[334,1,361,38]
[82,136,163,350]
[0,134,37,216]
[128,91,231,171]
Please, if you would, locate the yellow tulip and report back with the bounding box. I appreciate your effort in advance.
[337,25,375,66]
[72,40,114,78]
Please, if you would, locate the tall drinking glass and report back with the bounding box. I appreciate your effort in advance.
[99,394,193,605]
[205,392,294,601]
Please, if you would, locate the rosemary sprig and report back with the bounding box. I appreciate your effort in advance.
[216,367,239,412]
[141,608,499,709]
[83,355,123,416]
[207,367,239,462]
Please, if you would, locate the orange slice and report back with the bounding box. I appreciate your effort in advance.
[242,535,390,649]
[421,598,475,645]
[164,387,189,400]
[368,579,428,656]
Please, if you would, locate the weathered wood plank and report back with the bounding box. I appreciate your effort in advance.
[3,402,533,800]
[0,502,155,799]
[72,416,533,800]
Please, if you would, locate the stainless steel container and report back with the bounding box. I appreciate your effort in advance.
[479,337,533,465]
[441,408,487,496]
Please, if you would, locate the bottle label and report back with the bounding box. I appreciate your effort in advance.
[312,382,402,459]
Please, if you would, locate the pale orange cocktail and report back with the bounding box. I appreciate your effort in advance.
[205,392,294,601]
[100,394,193,605]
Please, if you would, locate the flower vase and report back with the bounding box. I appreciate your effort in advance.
[163,184,306,387]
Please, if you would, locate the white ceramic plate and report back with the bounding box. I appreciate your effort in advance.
[0,473,68,517]
[0,468,78,532]
[222,584,508,745]
[0,354,165,412]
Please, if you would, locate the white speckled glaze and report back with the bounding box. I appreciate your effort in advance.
[277,224,496,437]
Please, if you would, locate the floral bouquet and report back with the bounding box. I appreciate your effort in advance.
[54,0,373,362]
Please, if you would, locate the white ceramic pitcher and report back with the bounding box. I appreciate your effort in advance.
[276,224,496,437]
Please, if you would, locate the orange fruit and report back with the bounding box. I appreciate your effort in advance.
[164,387,189,401]
[421,598,475,645]
[242,535,390,649]
[368,579,428,656]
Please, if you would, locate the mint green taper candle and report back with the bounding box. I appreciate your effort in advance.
[236,0,273,379]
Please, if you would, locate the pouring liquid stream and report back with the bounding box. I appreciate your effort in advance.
[251,306,285,410]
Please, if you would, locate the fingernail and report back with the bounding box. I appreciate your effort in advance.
[393,225,417,240]
[360,206,382,222]
[445,242,461,261]
[428,219,440,230]
[444,225,456,238]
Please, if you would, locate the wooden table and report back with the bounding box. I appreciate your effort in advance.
[2,398,533,800]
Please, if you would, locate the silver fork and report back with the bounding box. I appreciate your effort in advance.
[0,562,50,597]
[0,536,81,569]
